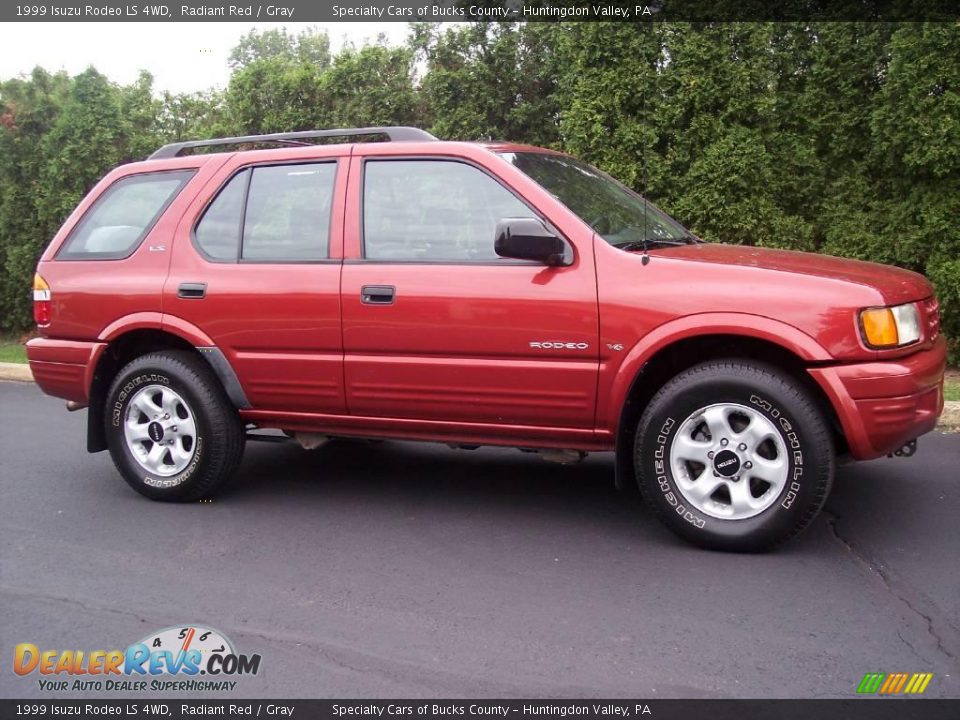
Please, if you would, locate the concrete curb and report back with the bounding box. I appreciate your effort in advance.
[0,361,32,382]
[940,400,960,431]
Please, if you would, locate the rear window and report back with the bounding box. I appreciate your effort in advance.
[57,170,195,260]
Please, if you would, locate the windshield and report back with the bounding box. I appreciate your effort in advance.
[499,151,695,249]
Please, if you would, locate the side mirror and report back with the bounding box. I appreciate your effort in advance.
[494,218,569,266]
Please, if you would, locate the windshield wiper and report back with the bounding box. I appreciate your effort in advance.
[614,238,690,251]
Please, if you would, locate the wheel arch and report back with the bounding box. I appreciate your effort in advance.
[86,318,247,453]
[612,327,844,491]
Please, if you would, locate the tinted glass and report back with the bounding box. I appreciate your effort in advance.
[59,170,194,259]
[363,160,534,261]
[242,163,336,261]
[194,169,248,261]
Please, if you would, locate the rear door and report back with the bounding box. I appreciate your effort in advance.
[165,149,347,414]
[340,147,599,429]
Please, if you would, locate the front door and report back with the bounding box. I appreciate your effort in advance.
[340,153,599,430]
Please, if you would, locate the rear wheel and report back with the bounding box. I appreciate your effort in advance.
[635,360,834,552]
[105,351,244,501]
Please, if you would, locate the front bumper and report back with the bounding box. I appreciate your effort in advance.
[809,335,947,460]
[26,337,106,404]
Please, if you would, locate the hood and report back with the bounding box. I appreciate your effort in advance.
[655,243,933,305]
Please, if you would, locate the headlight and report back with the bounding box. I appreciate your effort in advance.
[859,303,921,348]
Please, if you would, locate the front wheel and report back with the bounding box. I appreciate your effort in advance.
[105,351,245,501]
[635,360,834,552]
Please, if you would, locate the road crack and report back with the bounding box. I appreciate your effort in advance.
[825,512,957,665]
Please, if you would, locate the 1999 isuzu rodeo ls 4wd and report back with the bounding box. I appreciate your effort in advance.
[26,127,946,551]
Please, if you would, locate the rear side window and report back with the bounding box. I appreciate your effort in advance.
[58,170,194,260]
[194,162,336,262]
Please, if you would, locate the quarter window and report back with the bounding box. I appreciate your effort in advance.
[194,170,248,261]
[363,160,535,261]
[58,170,194,259]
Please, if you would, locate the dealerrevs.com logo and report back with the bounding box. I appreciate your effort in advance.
[13,625,261,692]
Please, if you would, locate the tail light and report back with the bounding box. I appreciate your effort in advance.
[33,273,51,326]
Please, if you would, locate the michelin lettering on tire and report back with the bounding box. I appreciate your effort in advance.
[112,373,170,428]
[112,372,205,489]
[105,351,244,502]
[635,360,834,551]
[143,437,203,489]
[654,417,706,529]
[748,393,804,510]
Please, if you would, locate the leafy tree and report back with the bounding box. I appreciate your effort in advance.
[554,23,664,191]
[413,22,561,146]
[825,23,960,355]
[229,27,332,70]
[319,41,421,128]
[157,89,232,142]
[661,24,816,249]
[1,22,958,361]
[226,32,419,134]
[0,67,160,331]
[0,68,72,331]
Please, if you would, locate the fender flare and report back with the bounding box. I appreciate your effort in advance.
[608,312,831,423]
[607,313,832,492]
[95,312,249,408]
[98,311,215,346]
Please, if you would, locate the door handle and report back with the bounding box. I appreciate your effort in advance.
[178,282,207,299]
[361,285,395,305]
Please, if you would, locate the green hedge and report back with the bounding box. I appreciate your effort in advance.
[1,23,956,362]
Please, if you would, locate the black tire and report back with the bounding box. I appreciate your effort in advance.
[635,360,834,552]
[105,351,245,501]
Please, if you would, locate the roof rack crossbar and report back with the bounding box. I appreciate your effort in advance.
[149,126,437,160]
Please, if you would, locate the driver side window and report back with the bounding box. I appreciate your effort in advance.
[363,159,535,262]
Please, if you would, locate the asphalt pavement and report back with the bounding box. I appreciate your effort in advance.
[1,380,958,699]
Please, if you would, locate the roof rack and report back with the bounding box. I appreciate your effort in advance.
[149,126,437,160]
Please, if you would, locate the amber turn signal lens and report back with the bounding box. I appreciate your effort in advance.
[860,307,898,348]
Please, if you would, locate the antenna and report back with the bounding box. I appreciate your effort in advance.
[641,86,651,266]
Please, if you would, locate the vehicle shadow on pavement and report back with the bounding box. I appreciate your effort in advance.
[217,434,907,558]
[224,438,676,541]
[220,432,960,560]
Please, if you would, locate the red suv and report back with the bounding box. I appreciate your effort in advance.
[26,127,946,551]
